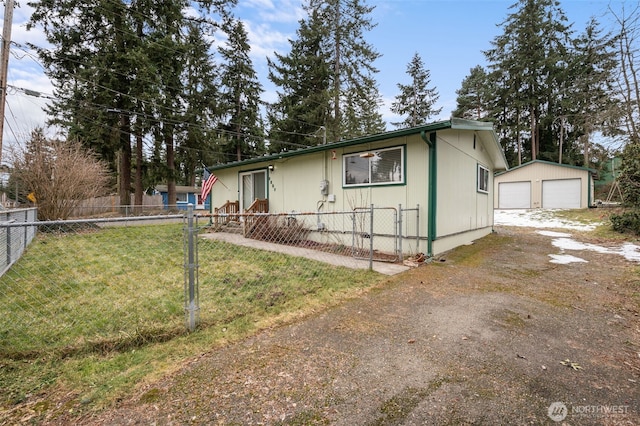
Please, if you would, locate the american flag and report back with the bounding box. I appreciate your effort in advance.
[201,168,218,201]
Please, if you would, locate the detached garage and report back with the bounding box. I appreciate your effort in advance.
[494,160,594,209]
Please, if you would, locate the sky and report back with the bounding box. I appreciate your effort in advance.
[0,0,623,161]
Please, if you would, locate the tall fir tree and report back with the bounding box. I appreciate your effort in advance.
[267,7,331,152]
[453,65,493,121]
[318,0,385,140]
[178,22,221,186]
[268,0,384,146]
[390,52,442,128]
[564,18,620,167]
[28,0,236,206]
[218,19,265,162]
[484,0,572,164]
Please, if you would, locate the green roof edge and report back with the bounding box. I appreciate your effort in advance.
[207,118,506,172]
[208,120,457,171]
[494,159,596,176]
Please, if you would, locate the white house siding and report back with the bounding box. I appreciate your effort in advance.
[493,161,592,209]
[435,129,495,239]
[207,120,507,257]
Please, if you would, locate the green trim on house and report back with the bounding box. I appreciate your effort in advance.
[420,130,437,258]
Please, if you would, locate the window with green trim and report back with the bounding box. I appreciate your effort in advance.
[343,146,404,187]
[477,164,489,193]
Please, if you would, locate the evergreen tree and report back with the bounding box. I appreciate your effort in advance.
[267,8,331,152]
[342,78,386,137]
[319,0,385,140]
[484,0,572,164]
[178,22,221,186]
[561,18,619,167]
[453,65,493,120]
[29,0,137,205]
[268,0,384,145]
[28,0,235,206]
[218,19,266,162]
[391,52,442,128]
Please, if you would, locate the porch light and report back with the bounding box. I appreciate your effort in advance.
[268,164,275,172]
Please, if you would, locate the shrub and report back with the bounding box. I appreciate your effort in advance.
[610,210,640,235]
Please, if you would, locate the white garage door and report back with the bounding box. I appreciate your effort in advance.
[498,181,531,209]
[542,179,581,209]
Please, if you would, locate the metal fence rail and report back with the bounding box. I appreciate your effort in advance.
[0,214,185,358]
[0,208,38,276]
[0,205,421,358]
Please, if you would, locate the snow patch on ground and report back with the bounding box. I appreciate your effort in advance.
[494,210,640,263]
[494,209,599,231]
[548,254,588,264]
[537,230,572,238]
[545,235,640,263]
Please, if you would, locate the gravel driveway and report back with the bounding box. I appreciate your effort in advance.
[75,224,639,425]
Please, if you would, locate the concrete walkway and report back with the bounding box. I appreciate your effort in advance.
[200,232,410,276]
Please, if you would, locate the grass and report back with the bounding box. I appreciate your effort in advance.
[552,207,636,240]
[0,223,384,419]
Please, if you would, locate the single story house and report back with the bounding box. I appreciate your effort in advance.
[205,118,508,257]
[493,160,595,209]
[156,185,207,210]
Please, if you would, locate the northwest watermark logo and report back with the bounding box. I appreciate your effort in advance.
[548,401,631,422]
[548,402,568,422]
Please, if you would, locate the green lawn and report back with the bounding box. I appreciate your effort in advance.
[0,223,383,415]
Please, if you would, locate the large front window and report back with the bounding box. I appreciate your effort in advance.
[343,146,404,187]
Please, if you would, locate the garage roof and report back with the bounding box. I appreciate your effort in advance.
[495,159,595,176]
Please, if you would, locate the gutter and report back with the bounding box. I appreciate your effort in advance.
[420,131,437,258]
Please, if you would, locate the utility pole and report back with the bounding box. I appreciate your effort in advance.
[0,0,15,165]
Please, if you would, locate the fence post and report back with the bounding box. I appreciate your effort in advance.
[23,209,28,253]
[369,204,374,271]
[416,204,420,254]
[398,204,403,262]
[185,203,199,332]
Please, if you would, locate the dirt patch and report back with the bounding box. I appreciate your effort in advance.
[46,227,640,424]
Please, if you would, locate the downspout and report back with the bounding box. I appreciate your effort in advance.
[587,172,593,208]
[420,131,437,257]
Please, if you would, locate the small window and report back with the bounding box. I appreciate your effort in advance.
[344,146,404,187]
[477,164,489,193]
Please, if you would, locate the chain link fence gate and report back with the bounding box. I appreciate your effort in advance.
[1,204,421,357]
[0,213,186,358]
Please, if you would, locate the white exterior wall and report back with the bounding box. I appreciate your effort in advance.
[435,129,495,239]
[493,162,592,209]
[208,129,500,257]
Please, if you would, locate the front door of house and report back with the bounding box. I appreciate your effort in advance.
[240,170,267,211]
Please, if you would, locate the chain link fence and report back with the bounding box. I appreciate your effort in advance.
[0,208,38,275]
[1,204,421,359]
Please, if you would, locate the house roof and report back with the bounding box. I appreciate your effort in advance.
[208,118,509,172]
[494,159,595,177]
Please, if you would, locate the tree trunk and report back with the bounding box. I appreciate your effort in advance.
[530,107,537,161]
[165,123,176,210]
[134,126,143,211]
[119,114,131,209]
